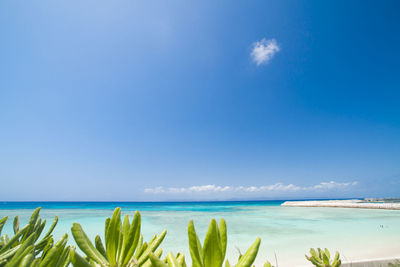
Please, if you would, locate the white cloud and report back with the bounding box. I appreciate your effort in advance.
[251,38,280,65]
[312,181,358,190]
[144,181,358,194]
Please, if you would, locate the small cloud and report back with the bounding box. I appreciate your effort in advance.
[144,181,358,195]
[251,38,280,65]
[312,181,358,190]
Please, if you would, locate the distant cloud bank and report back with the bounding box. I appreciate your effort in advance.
[144,181,358,195]
[251,38,280,65]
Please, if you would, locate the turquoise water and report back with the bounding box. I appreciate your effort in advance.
[1,201,400,266]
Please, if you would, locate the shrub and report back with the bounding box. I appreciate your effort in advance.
[305,248,341,267]
[70,207,166,267]
[0,207,344,267]
[0,207,71,266]
[147,218,263,267]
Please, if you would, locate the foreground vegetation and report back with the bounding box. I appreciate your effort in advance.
[0,207,346,266]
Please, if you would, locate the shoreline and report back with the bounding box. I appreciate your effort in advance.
[296,256,400,267]
[281,199,400,210]
[341,256,400,267]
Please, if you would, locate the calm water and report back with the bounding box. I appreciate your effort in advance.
[1,201,400,266]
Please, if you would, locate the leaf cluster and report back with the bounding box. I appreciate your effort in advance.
[70,207,166,267]
[0,207,71,266]
[0,207,344,267]
[305,248,341,267]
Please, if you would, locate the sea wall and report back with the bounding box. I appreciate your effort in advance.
[281,200,400,210]
[342,257,400,267]
[297,257,400,267]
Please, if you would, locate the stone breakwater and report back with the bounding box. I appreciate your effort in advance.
[281,199,400,210]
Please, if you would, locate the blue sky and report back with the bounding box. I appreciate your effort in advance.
[0,0,399,201]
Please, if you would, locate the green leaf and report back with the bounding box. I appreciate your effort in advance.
[39,247,59,267]
[71,223,108,266]
[166,252,182,267]
[19,253,35,267]
[116,214,130,263]
[321,251,330,266]
[219,219,227,261]
[122,211,141,266]
[13,216,19,234]
[95,235,107,259]
[333,251,340,262]
[43,216,59,239]
[134,234,144,259]
[308,257,325,267]
[31,258,42,267]
[236,237,261,267]
[137,229,167,265]
[56,246,72,267]
[0,234,9,246]
[225,260,233,267]
[0,217,7,236]
[149,252,169,267]
[309,249,320,262]
[317,248,322,259]
[0,225,28,253]
[22,207,41,241]
[0,245,21,261]
[188,220,203,267]
[140,247,163,267]
[177,253,187,267]
[40,237,54,258]
[203,219,224,267]
[333,259,341,267]
[5,233,36,267]
[324,248,330,260]
[70,249,94,267]
[39,234,69,267]
[34,219,47,243]
[105,218,111,242]
[105,208,121,266]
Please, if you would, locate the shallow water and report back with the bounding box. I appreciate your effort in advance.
[1,201,400,266]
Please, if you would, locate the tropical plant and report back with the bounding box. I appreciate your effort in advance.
[388,260,400,267]
[147,251,187,267]
[263,262,275,267]
[186,218,261,267]
[0,207,348,267]
[0,207,69,266]
[70,207,166,267]
[147,218,267,267]
[7,233,72,267]
[305,248,341,267]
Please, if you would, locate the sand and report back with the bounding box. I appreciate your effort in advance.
[281,199,400,210]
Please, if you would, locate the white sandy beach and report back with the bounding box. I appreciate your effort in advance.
[282,199,400,210]
[277,200,400,266]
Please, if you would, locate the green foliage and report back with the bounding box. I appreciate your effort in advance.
[388,260,400,267]
[0,207,349,267]
[263,261,275,267]
[147,251,187,267]
[70,207,167,267]
[188,219,261,267]
[0,207,69,266]
[305,248,341,267]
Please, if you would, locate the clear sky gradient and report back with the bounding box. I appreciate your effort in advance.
[1,0,399,201]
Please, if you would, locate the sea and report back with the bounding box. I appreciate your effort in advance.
[1,201,400,266]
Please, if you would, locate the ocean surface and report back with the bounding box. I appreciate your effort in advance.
[1,201,400,266]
